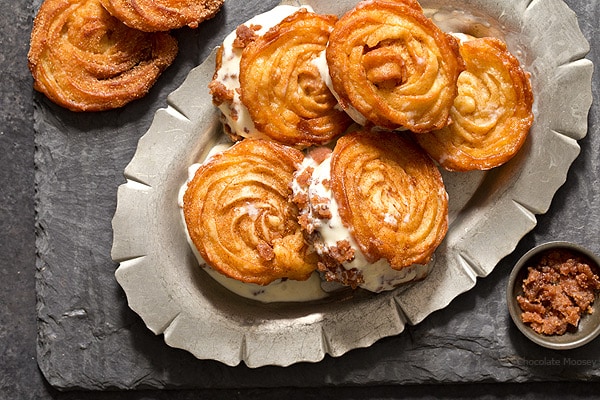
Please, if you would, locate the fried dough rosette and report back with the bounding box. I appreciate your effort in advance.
[414,37,534,171]
[100,0,223,32]
[330,130,448,269]
[325,0,464,132]
[208,5,308,142]
[239,9,352,147]
[28,0,178,112]
[183,139,319,286]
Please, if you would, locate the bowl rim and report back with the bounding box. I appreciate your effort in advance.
[507,241,600,350]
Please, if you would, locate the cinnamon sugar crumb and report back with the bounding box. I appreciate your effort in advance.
[291,192,309,210]
[307,147,332,164]
[330,240,355,263]
[297,214,313,234]
[233,24,261,48]
[208,80,233,106]
[256,241,275,261]
[517,249,600,335]
[311,194,332,219]
[317,260,363,289]
[295,166,314,188]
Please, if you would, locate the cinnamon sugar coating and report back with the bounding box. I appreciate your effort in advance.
[326,0,464,132]
[414,37,534,171]
[100,0,223,32]
[239,9,352,147]
[183,139,319,286]
[330,129,448,269]
[28,0,178,112]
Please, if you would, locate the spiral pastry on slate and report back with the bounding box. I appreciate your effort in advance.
[100,0,224,32]
[239,9,352,148]
[330,130,448,269]
[325,0,464,132]
[28,0,178,112]
[183,139,319,286]
[414,37,534,171]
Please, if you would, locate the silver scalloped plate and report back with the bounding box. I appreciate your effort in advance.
[111,0,593,367]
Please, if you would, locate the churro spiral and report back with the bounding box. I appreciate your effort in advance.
[330,130,448,268]
[28,0,178,112]
[183,139,319,286]
[326,0,464,132]
[414,37,534,171]
[239,9,352,147]
[100,0,224,32]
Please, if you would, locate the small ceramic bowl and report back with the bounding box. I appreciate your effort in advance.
[507,241,600,350]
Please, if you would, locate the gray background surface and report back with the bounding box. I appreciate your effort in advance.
[2,0,600,398]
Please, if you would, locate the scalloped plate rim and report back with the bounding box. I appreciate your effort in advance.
[111,0,593,367]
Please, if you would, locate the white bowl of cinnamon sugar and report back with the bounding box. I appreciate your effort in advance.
[507,241,600,350]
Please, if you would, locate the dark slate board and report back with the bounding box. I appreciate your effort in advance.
[34,0,600,391]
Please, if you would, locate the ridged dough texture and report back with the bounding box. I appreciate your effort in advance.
[100,0,224,31]
[330,130,449,269]
[326,0,464,132]
[183,139,319,286]
[28,0,178,112]
[239,9,352,148]
[414,37,534,171]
